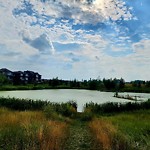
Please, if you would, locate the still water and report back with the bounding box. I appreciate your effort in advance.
[0,89,149,112]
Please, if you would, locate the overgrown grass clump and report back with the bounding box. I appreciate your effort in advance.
[90,118,131,150]
[0,108,68,150]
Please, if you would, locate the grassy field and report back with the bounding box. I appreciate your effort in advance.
[0,108,68,150]
[89,110,150,150]
[0,97,150,150]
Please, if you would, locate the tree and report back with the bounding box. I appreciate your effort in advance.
[51,77,59,87]
[0,73,8,85]
[118,78,125,90]
[89,79,99,90]
[132,80,142,88]
[146,81,150,87]
[103,78,115,90]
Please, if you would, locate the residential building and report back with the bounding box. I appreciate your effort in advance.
[13,71,24,85]
[24,71,41,84]
[0,68,42,85]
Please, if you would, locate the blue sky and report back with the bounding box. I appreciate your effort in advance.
[0,0,150,81]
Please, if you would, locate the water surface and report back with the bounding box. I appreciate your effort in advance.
[0,89,149,112]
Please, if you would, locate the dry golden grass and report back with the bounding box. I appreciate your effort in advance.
[89,118,117,150]
[89,118,132,150]
[37,121,67,150]
[0,107,68,150]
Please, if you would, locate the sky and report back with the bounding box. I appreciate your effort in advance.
[0,0,150,81]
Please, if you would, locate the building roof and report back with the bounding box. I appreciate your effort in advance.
[0,68,12,73]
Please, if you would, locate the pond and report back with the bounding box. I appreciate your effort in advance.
[0,89,149,112]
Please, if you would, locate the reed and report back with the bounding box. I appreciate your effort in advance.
[0,97,77,117]
[85,99,150,114]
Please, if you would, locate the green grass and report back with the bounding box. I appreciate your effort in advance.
[101,110,150,150]
[0,84,51,91]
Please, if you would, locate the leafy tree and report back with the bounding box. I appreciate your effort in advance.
[103,78,115,90]
[132,80,142,88]
[69,79,80,88]
[119,78,125,89]
[89,79,99,90]
[51,77,59,87]
[0,73,8,85]
[145,81,150,87]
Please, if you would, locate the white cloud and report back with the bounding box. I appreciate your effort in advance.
[0,0,133,57]
[132,41,148,56]
[0,0,149,81]
[18,0,134,26]
[0,0,39,56]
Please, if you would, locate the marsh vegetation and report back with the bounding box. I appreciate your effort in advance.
[0,97,150,150]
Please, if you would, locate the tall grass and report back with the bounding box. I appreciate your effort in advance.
[89,118,131,150]
[108,110,150,150]
[0,108,68,150]
[90,110,150,150]
[0,97,48,111]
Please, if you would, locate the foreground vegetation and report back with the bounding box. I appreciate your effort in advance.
[0,97,150,150]
[90,110,150,150]
[0,108,68,150]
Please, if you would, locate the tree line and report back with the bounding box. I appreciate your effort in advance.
[45,77,126,91]
[1,73,150,92]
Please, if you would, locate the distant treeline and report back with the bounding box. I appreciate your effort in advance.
[46,77,150,92]
[1,72,150,92]
[47,77,125,91]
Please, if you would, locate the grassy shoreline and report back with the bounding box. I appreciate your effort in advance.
[0,84,89,91]
[0,84,150,93]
